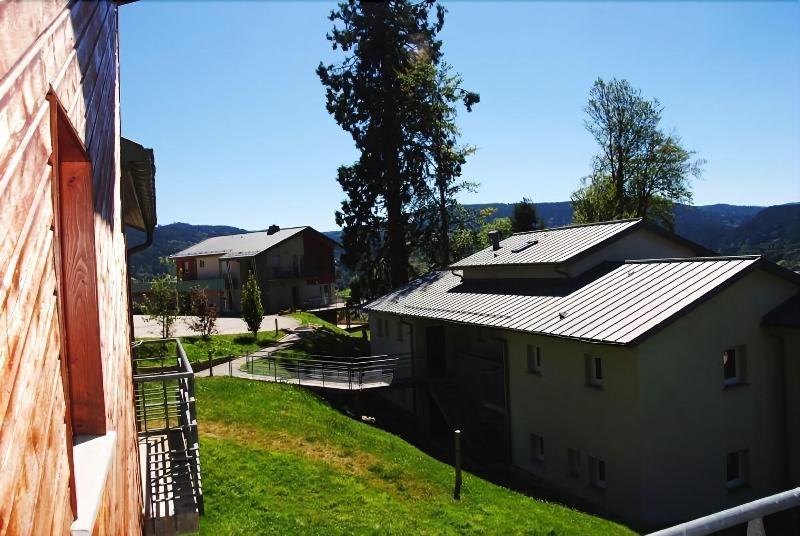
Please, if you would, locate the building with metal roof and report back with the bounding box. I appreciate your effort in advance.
[166,226,339,314]
[365,218,800,531]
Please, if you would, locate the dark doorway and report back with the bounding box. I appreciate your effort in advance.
[425,326,446,378]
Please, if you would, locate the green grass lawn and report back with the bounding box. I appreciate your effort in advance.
[288,311,355,336]
[195,378,635,535]
[135,331,285,367]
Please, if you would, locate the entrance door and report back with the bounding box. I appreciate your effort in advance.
[425,326,446,378]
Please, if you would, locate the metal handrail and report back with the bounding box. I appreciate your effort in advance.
[648,487,800,536]
[132,338,204,524]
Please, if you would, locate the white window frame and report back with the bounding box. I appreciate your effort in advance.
[526,345,542,374]
[588,456,606,489]
[530,433,544,463]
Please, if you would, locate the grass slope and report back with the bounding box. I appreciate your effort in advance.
[196,378,634,535]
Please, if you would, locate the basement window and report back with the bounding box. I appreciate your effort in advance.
[586,355,603,388]
[588,456,606,489]
[530,434,545,463]
[723,346,746,387]
[726,449,749,490]
[526,345,542,374]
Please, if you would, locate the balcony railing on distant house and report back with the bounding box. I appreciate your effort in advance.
[132,339,204,536]
[131,278,227,293]
[244,350,414,390]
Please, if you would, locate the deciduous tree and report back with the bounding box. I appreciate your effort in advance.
[240,271,263,340]
[573,78,703,230]
[188,287,217,340]
[142,273,178,339]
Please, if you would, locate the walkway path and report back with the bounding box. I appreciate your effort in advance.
[195,326,393,390]
[133,314,300,338]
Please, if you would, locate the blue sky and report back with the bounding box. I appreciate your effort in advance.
[120,1,800,231]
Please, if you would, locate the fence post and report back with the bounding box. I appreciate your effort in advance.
[454,429,462,500]
[228,357,232,376]
[275,318,278,336]
[208,350,213,377]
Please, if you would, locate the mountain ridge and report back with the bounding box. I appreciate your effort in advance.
[127,201,800,279]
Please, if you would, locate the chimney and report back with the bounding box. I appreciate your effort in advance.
[267,224,280,235]
[488,230,501,251]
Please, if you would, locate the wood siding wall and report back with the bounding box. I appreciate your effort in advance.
[0,2,142,534]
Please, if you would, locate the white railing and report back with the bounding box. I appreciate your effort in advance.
[648,487,800,536]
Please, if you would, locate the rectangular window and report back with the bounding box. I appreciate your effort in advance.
[530,434,544,463]
[726,449,749,489]
[199,259,205,268]
[398,321,404,342]
[376,317,383,337]
[588,456,606,489]
[184,261,189,271]
[526,345,542,374]
[586,355,603,387]
[568,448,581,477]
[723,346,746,386]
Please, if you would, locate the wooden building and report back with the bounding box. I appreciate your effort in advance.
[1,1,160,534]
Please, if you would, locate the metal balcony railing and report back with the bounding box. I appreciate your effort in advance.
[244,350,414,390]
[132,339,203,535]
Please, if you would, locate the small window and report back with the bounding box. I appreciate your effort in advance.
[530,434,544,463]
[526,345,542,374]
[723,346,746,386]
[397,321,404,342]
[199,259,205,268]
[588,456,606,489]
[726,449,749,489]
[568,448,581,477]
[586,355,603,388]
[376,317,383,337]
[184,261,189,271]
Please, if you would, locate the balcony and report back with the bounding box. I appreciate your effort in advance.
[132,339,204,536]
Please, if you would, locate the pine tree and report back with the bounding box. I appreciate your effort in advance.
[318,0,477,291]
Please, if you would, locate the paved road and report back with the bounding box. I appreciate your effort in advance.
[133,314,300,339]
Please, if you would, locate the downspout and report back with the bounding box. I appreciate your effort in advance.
[400,316,417,417]
[127,226,153,256]
[489,328,513,465]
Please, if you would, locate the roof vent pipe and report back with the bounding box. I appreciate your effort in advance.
[267,224,280,235]
[488,230,501,251]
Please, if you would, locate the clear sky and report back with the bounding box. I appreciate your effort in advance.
[119,1,800,232]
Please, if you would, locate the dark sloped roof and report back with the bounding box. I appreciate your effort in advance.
[763,292,800,327]
[366,256,788,346]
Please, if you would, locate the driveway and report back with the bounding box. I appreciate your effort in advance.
[133,314,301,339]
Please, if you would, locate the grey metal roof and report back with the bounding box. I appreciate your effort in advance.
[366,256,768,345]
[170,227,307,259]
[450,218,643,267]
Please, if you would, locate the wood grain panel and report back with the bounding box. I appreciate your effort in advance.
[58,160,106,435]
[1,2,142,533]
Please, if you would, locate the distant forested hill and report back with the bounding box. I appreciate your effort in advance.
[127,202,800,279]
[127,223,247,279]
